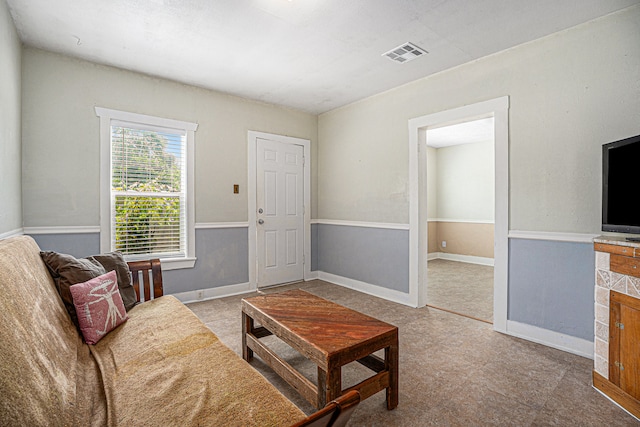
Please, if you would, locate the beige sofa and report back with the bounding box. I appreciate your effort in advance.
[0,236,358,426]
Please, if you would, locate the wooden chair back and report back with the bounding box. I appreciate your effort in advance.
[292,390,360,427]
[127,259,163,303]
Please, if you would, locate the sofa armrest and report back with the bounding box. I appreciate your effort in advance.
[127,259,163,302]
[291,390,360,427]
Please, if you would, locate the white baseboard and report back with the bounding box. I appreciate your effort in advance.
[195,222,249,229]
[316,271,413,306]
[170,274,594,360]
[428,252,494,266]
[313,219,409,230]
[508,230,598,244]
[23,222,251,235]
[428,218,494,224]
[0,228,24,239]
[23,226,101,234]
[505,320,593,359]
[172,282,255,304]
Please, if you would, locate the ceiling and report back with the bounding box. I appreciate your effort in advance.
[427,117,493,148]
[6,0,639,114]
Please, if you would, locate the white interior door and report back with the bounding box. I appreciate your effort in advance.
[256,137,304,287]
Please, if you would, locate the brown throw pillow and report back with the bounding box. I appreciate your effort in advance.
[40,251,107,328]
[88,252,138,311]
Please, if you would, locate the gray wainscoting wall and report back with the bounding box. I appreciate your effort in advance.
[311,223,318,272]
[29,228,597,346]
[163,227,248,294]
[29,227,249,295]
[316,223,410,293]
[508,238,595,341]
[30,233,100,258]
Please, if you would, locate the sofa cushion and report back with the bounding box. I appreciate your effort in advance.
[90,296,307,426]
[70,270,128,345]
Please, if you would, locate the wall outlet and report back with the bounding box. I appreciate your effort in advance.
[196,290,204,300]
[441,241,447,248]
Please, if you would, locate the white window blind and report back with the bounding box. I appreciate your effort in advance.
[110,121,187,259]
[97,107,197,269]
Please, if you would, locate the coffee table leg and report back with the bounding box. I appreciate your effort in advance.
[328,365,342,406]
[242,312,254,361]
[317,364,342,409]
[386,342,399,410]
[317,367,327,408]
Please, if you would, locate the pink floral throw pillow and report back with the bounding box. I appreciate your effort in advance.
[70,270,128,345]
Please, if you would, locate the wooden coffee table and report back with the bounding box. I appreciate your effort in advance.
[242,289,398,410]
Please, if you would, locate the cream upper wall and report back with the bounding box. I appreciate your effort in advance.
[436,141,494,222]
[318,6,640,232]
[426,146,437,220]
[21,48,318,227]
[0,0,22,235]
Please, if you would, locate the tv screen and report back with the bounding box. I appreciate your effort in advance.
[602,134,640,236]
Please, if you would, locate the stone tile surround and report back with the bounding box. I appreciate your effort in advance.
[594,236,640,379]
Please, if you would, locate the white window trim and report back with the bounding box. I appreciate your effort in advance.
[96,107,197,270]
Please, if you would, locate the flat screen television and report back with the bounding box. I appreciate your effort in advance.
[602,134,640,239]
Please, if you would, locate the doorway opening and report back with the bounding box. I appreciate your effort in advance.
[408,96,509,333]
[425,117,495,324]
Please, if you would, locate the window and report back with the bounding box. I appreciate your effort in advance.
[96,107,197,270]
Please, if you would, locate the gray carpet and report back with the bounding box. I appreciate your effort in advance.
[187,281,637,426]
[427,259,493,323]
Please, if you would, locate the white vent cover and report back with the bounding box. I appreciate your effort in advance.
[382,42,428,63]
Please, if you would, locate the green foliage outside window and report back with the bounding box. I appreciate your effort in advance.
[112,127,184,255]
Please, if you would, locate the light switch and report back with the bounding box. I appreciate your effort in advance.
[233,184,239,194]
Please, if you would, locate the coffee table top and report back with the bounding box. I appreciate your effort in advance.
[242,289,397,360]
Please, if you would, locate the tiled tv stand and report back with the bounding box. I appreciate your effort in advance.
[593,236,640,419]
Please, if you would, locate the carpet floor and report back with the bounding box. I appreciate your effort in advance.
[427,259,494,323]
[187,280,637,426]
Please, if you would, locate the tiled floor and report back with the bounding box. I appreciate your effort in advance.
[187,281,638,426]
[427,259,494,323]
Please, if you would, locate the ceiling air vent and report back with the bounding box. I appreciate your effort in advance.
[382,42,428,63]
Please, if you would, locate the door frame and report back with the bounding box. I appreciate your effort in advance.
[248,131,311,289]
[408,96,509,332]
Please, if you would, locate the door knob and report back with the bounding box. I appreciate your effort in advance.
[258,208,263,214]
[258,219,264,225]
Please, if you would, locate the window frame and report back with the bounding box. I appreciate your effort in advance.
[96,107,197,270]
